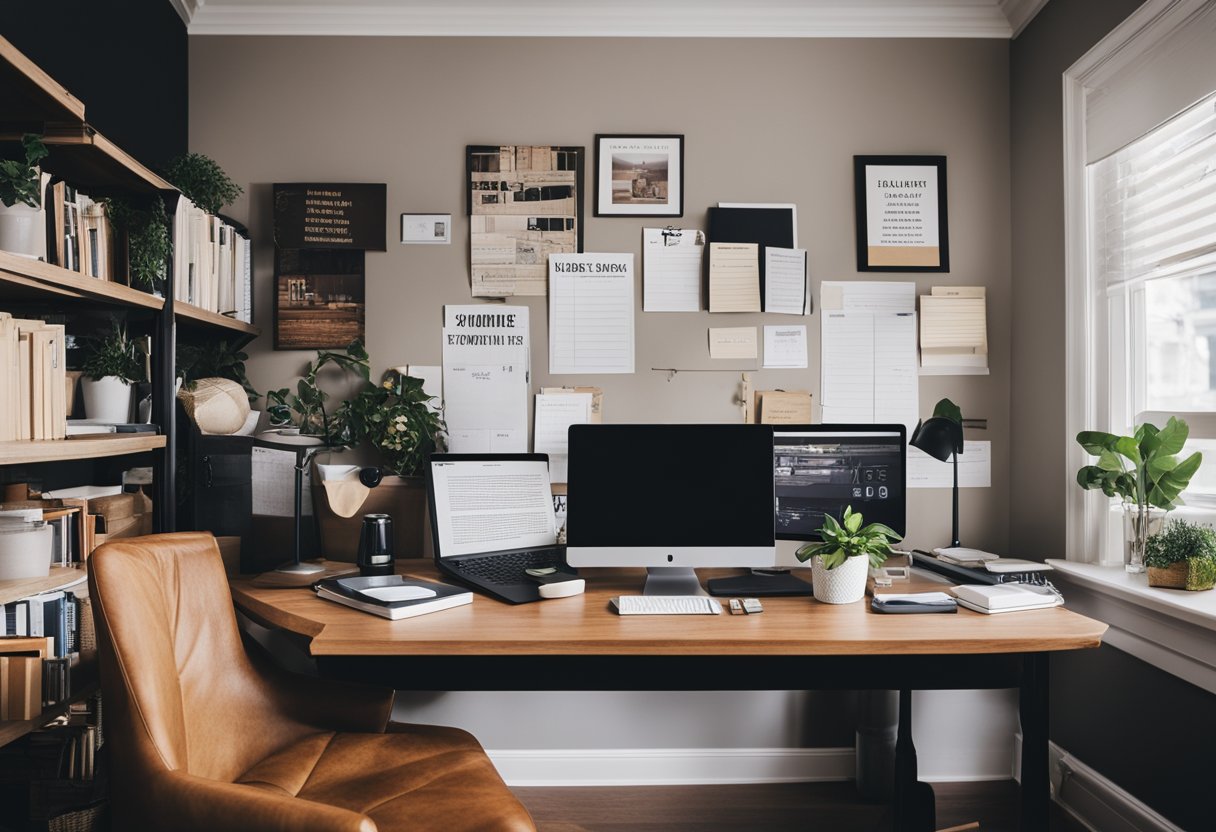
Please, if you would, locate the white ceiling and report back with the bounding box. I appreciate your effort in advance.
[172,0,1050,38]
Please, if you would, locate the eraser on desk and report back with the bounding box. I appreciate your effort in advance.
[539,578,585,599]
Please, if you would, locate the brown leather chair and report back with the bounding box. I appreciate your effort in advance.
[88,532,536,832]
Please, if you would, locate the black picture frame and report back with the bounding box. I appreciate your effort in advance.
[854,155,949,272]
[594,134,684,218]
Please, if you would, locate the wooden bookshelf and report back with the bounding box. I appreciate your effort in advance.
[0,35,86,127]
[1,124,175,195]
[0,566,86,608]
[0,435,165,466]
[175,302,260,337]
[0,659,97,748]
[0,250,164,310]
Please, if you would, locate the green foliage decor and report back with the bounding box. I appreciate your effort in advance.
[106,197,170,290]
[345,371,447,477]
[177,340,256,403]
[266,339,371,448]
[81,323,146,384]
[795,506,902,570]
[163,153,242,215]
[1076,417,1202,511]
[0,134,48,208]
[1145,519,1216,590]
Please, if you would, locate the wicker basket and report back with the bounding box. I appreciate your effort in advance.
[48,802,106,832]
[1147,562,1188,589]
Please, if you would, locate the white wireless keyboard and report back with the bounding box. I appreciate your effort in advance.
[612,596,722,616]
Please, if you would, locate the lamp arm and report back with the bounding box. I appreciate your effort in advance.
[951,451,960,549]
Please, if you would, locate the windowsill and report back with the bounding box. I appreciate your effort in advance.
[1045,559,1216,694]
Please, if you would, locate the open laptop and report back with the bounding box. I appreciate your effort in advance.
[426,453,570,604]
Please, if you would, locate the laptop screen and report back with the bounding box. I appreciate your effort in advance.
[430,458,557,558]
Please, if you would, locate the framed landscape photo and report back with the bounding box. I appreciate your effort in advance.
[854,155,949,272]
[595,134,683,217]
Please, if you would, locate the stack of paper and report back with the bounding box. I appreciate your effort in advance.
[919,286,988,370]
[0,314,66,441]
[951,584,1062,614]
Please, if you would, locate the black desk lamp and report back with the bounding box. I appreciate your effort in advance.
[910,409,965,548]
[255,432,329,575]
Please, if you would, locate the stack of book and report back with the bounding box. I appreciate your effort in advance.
[0,314,67,441]
[951,583,1063,614]
[172,197,252,322]
[32,179,116,281]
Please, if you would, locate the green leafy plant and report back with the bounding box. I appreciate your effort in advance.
[162,153,242,215]
[795,506,902,570]
[344,371,447,477]
[1075,417,1203,511]
[0,134,48,208]
[1145,519,1216,567]
[80,322,146,383]
[106,197,170,290]
[265,339,370,447]
[177,340,256,403]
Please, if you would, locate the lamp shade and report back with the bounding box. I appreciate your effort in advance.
[910,417,963,461]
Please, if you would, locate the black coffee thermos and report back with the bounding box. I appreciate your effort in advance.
[357,513,394,576]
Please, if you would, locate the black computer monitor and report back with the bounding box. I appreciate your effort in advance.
[772,424,907,542]
[566,424,777,595]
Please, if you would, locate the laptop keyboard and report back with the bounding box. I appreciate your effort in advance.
[451,549,564,585]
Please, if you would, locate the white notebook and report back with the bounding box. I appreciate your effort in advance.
[951,583,1062,614]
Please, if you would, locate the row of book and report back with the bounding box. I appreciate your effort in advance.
[173,197,253,322]
[0,313,67,442]
[42,178,114,282]
[1,588,84,660]
[0,490,154,575]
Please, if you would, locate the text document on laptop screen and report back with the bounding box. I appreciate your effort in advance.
[430,459,557,558]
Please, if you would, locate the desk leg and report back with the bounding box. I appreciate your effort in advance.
[1019,652,1050,831]
[892,689,935,832]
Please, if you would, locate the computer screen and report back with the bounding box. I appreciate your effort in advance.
[773,425,906,541]
[428,455,557,558]
[566,424,776,569]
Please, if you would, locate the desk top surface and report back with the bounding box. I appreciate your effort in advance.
[230,562,1107,658]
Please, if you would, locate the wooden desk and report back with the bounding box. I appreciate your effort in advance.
[232,563,1106,832]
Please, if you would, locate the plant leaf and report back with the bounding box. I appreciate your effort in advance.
[1113,436,1142,466]
[931,398,963,424]
[1076,431,1118,455]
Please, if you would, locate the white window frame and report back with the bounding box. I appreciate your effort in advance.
[1064,0,1216,564]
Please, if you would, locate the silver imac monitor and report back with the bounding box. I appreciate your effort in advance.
[772,424,907,568]
[566,424,777,595]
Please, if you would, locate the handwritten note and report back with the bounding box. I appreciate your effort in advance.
[643,227,704,312]
[708,243,761,313]
[549,253,635,374]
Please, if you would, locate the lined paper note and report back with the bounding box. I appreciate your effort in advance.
[908,440,992,488]
[643,227,704,312]
[549,253,636,374]
[534,392,592,483]
[763,325,808,368]
[442,305,530,453]
[709,327,759,360]
[708,243,761,312]
[820,280,916,313]
[764,247,808,315]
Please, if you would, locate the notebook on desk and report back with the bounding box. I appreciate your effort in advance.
[426,454,572,605]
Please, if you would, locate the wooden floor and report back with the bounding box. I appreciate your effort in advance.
[515,781,1087,832]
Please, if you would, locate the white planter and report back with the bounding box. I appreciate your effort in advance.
[81,376,133,423]
[0,201,45,259]
[811,554,870,604]
[0,523,52,580]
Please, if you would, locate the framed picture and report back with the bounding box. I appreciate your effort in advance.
[401,213,451,245]
[854,155,949,272]
[273,248,365,350]
[595,134,683,217]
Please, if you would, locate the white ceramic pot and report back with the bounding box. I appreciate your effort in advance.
[0,522,52,580]
[0,201,46,259]
[811,554,870,604]
[81,376,133,423]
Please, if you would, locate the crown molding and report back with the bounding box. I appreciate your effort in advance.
[999,0,1050,36]
[181,1,1016,38]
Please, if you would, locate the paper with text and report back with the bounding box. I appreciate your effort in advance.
[430,458,557,557]
[442,305,530,452]
[709,327,759,360]
[820,310,918,434]
[643,227,704,312]
[908,440,992,488]
[534,392,592,483]
[252,446,313,517]
[549,253,636,374]
[756,390,813,424]
[708,243,761,313]
[820,280,916,313]
[763,324,808,369]
[764,247,808,315]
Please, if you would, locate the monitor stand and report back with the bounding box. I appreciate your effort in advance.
[705,568,813,597]
[642,567,709,596]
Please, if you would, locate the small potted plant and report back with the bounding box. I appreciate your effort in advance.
[265,339,370,446]
[162,152,242,216]
[80,322,146,423]
[1144,519,1216,591]
[796,506,902,604]
[106,197,171,293]
[0,134,48,258]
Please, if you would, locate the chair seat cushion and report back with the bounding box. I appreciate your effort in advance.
[236,723,534,831]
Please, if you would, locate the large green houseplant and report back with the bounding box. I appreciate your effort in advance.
[796,506,902,604]
[0,134,48,258]
[1076,417,1203,573]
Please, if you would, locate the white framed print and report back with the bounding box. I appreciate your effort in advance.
[594,134,683,217]
[401,213,452,245]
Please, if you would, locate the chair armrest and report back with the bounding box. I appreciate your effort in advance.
[151,771,376,832]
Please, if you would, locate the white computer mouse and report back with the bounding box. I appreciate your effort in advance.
[538,578,586,599]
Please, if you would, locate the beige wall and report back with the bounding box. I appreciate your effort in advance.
[191,35,1011,556]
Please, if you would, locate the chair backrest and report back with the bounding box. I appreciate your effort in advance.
[89,532,312,783]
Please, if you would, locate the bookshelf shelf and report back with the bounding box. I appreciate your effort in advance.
[0,660,97,748]
[0,435,165,466]
[0,566,86,608]
[0,36,86,127]
[0,250,164,311]
[175,302,260,337]
[1,125,175,196]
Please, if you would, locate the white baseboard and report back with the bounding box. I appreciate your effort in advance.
[487,747,855,787]
[1049,742,1185,832]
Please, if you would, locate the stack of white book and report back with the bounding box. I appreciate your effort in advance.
[951,583,1062,614]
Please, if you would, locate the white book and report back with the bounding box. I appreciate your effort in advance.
[951,583,1062,613]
